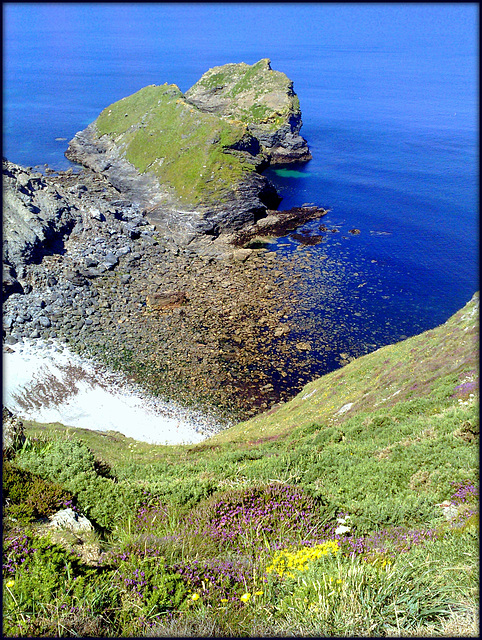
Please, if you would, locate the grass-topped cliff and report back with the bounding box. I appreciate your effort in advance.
[94,83,260,207]
[3,294,478,636]
[185,58,301,131]
[185,58,311,164]
[66,60,310,230]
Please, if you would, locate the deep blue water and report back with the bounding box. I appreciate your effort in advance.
[3,3,478,378]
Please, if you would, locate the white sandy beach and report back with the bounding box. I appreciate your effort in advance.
[3,338,223,445]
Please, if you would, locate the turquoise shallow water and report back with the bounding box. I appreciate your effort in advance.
[3,3,478,382]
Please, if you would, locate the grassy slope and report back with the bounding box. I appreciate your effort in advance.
[8,294,479,636]
[23,293,478,526]
[212,292,479,443]
[94,83,254,206]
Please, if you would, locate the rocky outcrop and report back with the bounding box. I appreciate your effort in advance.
[2,407,26,458]
[2,160,81,295]
[2,159,154,300]
[231,206,328,248]
[185,58,312,164]
[65,60,310,247]
[65,83,279,247]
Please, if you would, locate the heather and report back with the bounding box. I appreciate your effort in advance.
[2,295,478,636]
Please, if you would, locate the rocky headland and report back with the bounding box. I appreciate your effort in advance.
[3,61,329,420]
[65,58,313,249]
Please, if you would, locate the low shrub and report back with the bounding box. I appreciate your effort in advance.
[3,460,75,524]
[266,543,465,636]
[172,557,254,604]
[14,438,143,529]
[108,552,188,625]
[186,483,328,552]
[15,438,97,482]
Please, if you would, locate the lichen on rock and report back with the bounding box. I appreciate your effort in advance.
[185,58,312,164]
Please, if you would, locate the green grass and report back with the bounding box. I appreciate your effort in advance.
[95,83,256,207]
[3,294,478,636]
[186,58,301,130]
[92,60,304,209]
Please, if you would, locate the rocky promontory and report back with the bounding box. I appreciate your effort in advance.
[65,59,312,248]
[185,58,312,165]
[3,61,330,419]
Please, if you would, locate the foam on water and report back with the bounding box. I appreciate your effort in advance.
[3,339,223,445]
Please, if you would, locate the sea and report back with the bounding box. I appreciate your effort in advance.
[3,3,479,397]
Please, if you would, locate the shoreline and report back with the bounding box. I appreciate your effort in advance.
[3,159,330,421]
[3,337,224,445]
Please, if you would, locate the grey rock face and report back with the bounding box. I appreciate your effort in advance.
[3,263,23,297]
[3,160,81,296]
[248,121,312,165]
[48,508,94,532]
[3,161,80,269]
[2,407,26,457]
[185,59,312,164]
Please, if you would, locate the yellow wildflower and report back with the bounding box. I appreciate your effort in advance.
[191,593,200,601]
[220,598,229,603]
[6,580,15,588]
[240,593,251,602]
[255,590,263,596]
[265,540,340,578]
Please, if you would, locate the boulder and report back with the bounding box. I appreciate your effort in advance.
[436,500,459,521]
[146,290,187,311]
[48,508,94,532]
[2,407,26,457]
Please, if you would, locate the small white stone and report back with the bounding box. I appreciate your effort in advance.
[48,508,93,532]
[336,403,353,415]
[335,524,351,535]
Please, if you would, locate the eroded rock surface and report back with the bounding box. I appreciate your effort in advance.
[186,58,312,164]
[2,160,81,295]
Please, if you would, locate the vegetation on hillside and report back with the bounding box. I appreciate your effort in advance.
[91,60,306,208]
[2,294,478,636]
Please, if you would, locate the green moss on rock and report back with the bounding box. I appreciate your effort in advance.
[94,83,257,206]
[186,58,301,131]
